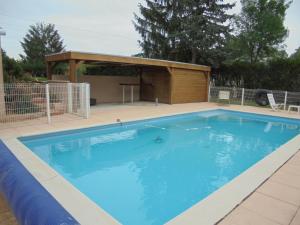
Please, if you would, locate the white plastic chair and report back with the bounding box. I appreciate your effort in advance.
[267,93,284,111]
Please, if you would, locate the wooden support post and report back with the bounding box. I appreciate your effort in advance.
[167,67,173,104]
[69,60,77,82]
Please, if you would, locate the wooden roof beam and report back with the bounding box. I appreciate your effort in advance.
[45,51,211,72]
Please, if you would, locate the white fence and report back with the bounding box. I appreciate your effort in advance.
[0,83,90,124]
[208,86,300,110]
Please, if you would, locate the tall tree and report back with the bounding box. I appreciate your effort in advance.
[232,0,291,63]
[290,47,300,60]
[134,0,234,65]
[20,23,65,76]
[180,0,234,64]
[134,1,183,61]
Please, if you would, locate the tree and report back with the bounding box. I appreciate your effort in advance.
[232,0,291,63]
[134,0,234,65]
[134,1,183,61]
[20,23,65,76]
[1,49,23,82]
[214,58,300,91]
[180,0,234,65]
[290,47,300,60]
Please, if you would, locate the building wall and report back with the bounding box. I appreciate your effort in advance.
[82,75,140,104]
[52,66,210,105]
[52,74,140,104]
[170,68,208,104]
[140,68,171,104]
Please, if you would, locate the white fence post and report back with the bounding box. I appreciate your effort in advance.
[241,88,245,106]
[131,85,134,104]
[67,83,73,113]
[122,86,125,104]
[45,84,51,124]
[207,82,211,102]
[79,83,84,115]
[284,91,288,111]
[85,83,90,119]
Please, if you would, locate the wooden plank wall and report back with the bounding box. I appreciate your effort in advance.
[140,67,171,104]
[170,68,208,104]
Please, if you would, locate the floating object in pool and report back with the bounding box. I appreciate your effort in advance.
[116,118,123,126]
[154,136,163,143]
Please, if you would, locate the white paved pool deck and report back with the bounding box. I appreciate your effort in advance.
[1,102,300,225]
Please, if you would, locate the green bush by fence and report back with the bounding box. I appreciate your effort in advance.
[213,58,300,92]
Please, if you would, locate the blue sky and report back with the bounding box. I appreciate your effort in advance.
[1,0,299,59]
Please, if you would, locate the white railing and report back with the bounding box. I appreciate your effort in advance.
[0,82,90,124]
[209,85,300,109]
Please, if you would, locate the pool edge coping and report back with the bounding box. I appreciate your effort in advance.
[2,106,300,225]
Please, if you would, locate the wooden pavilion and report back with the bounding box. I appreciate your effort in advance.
[45,51,211,104]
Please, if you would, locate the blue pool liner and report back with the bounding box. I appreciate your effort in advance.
[0,140,80,225]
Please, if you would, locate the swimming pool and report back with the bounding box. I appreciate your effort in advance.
[20,109,300,225]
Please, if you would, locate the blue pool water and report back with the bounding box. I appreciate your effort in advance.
[21,110,300,225]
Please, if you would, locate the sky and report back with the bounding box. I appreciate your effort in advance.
[0,0,299,59]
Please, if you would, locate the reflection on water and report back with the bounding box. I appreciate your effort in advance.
[23,111,300,225]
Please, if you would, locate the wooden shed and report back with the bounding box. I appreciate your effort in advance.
[45,51,211,104]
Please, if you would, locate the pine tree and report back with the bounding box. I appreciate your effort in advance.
[181,0,234,64]
[134,0,183,61]
[20,23,65,76]
[134,0,234,65]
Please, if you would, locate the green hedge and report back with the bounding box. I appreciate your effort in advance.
[213,58,300,91]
